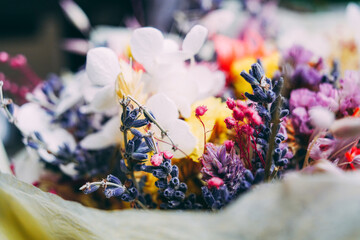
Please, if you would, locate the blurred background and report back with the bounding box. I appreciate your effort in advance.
[0,0,358,156]
[0,0,356,76]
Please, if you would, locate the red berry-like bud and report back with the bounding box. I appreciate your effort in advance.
[224,117,236,129]
[162,151,173,160]
[226,98,236,110]
[233,107,244,121]
[224,140,234,152]
[240,124,254,135]
[236,100,248,111]
[150,154,163,166]
[195,105,208,117]
[9,54,27,68]
[0,52,9,63]
[251,112,262,125]
[208,177,224,189]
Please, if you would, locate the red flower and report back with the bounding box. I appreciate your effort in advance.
[195,105,208,117]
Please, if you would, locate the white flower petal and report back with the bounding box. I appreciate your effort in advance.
[188,65,225,100]
[13,149,44,184]
[56,84,82,116]
[86,47,120,86]
[60,0,91,34]
[38,128,77,162]
[59,163,78,177]
[16,103,51,135]
[146,94,179,122]
[182,25,208,55]
[309,107,335,129]
[163,39,179,53]
[158,119,196,158]
[130,27,164,71]
[80,116,121,150]
[87,84,118,112]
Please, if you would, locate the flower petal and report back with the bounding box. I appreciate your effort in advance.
[130,27,164,71]
[146,93,179,122]
[158,119,197,159]
[16,103,52,135]
[182,25,208,55]
[38,128,77,162]
[85,84,118,112]
[86,47,120,86]
[59,163,78,177]
[80,116,121,150]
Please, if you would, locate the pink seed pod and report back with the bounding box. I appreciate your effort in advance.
[207,177,224,189]
[150,153,164,166]
[195,105,208,117]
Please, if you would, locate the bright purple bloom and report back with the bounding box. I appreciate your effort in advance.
[201,143,245,195]
[283,45,313,66]
[292,65,322,86]
[289,88,317,110]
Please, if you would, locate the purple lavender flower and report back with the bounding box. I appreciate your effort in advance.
[283,45,313,66]
[201,143,245,195]
[291,65,322,87]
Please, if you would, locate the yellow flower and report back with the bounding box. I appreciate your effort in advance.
[231,52,280,98]
[115,59,147,105]
[186,97,231,161]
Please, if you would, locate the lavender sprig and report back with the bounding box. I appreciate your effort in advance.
[240,62,289,181]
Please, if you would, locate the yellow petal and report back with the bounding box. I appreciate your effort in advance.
[186,97,231,161]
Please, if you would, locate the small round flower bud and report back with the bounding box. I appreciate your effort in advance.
[9,54,27,68]
[0,52,9,63]
[236,100,248,111]
[224,140,234,152]
[224,117,236,129]
[162,151,173,160]
[208,177,224,189]
[233,107,244,121]
[226,98,236,110]
[150,153,163,166]
[195,105,208,116]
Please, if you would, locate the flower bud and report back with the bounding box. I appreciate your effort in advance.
[226,98,236,110]
[150,153,163,166]
[224,117,236,129]
[195,105,208,116]
[207,177,224,189]
[224,140,234,152]
[233,107,244,121]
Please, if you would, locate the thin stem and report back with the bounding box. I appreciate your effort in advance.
[303,133,321,168]
[196,115,207,154]
[153,137,190,158]
[264,113,281,181]
[128,95,177,149]
[135,199,147,209]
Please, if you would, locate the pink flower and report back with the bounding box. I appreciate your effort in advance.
[224,117,236,129]
[224,140,234,152]
[207,177,224,189]
[226,98,236,110]
[150,153,163,166]
[232,107,244,121]
[162,151,174,160]
[236,100,248,111]
[9,54,27,68]
[195,105,208,117]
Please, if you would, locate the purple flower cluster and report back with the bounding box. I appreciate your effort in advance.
[290,70,360,135]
